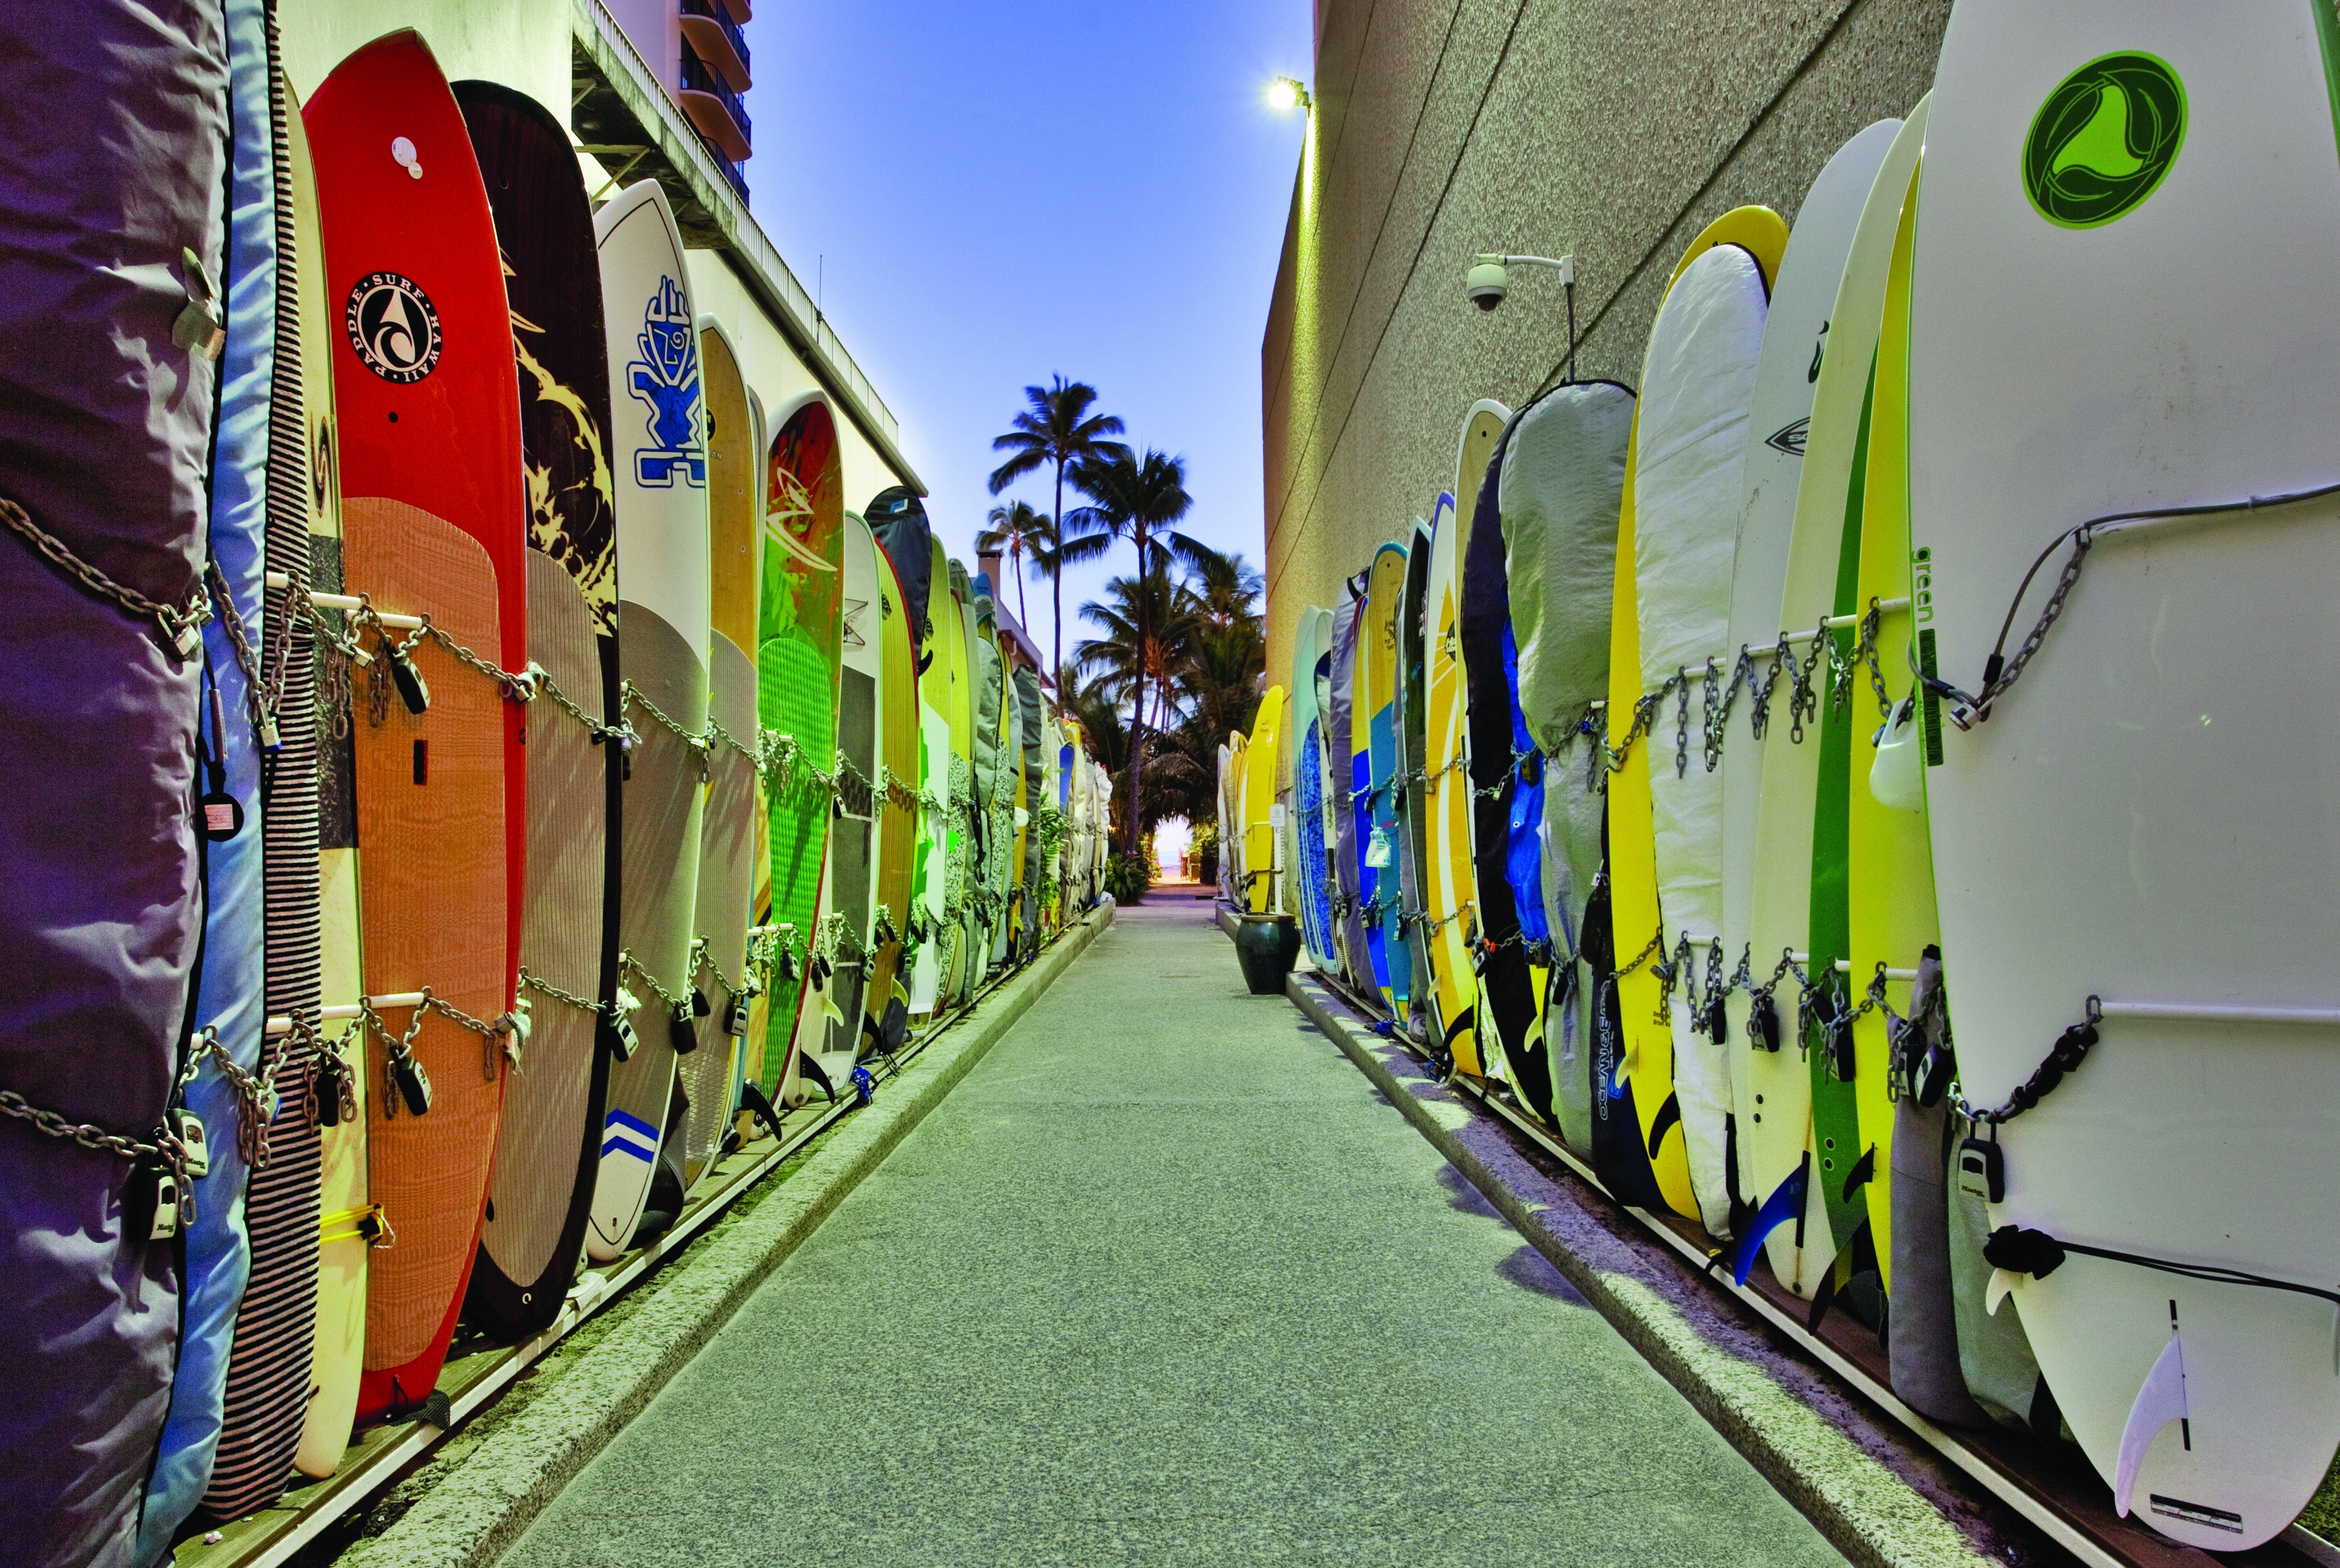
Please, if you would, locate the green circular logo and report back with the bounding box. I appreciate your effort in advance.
[2023,52,2186,228]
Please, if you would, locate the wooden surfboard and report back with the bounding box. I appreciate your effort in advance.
[306,30,525,1425]
[587,179,706,1258]
[678,316,756,1193]
[454,76,620,1341]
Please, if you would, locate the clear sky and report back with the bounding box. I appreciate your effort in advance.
[735,0,1315,670]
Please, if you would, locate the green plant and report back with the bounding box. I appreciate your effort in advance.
[1103,851,1152,905]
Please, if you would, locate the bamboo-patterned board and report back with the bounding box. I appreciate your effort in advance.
[678,318,756,1190]
[589,606,701,1256]
[344,498,509,1395]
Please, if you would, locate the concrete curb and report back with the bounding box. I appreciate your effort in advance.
[1285,970,2000,1568]
[341,903,1117,1568]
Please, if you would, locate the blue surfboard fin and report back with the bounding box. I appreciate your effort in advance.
[1732,1158,1811,1286]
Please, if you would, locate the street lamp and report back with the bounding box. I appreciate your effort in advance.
[1268,76,1312,113]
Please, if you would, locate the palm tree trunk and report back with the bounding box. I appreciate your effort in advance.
[1012,541,1029,631]
[1051,459,1065,703]
[1126,521,1149,857]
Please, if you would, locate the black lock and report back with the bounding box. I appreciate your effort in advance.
[775,949,798,985]
[810,955,832,989]
[1703,994,1728,1045]
[1831,1014,1857,1082]
[316,1051,344,1128]
[690,986,710,1018]
[1752,993,1781,1053]
[1957,1133,2006,1203]
[599,1006,639,1063]
[669,1004,699,1056]
[391,1050,432,1118]
[387,647,431,715]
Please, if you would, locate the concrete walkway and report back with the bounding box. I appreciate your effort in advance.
[501,900,1845,1567]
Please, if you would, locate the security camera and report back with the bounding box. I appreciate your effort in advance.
[1466,251,1575,313]
[1466,255,1509,312]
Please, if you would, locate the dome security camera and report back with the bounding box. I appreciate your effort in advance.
[1466,256,1509,311]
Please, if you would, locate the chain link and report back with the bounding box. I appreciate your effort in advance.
[2,495,211,657]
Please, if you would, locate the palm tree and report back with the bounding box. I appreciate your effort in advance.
[988,376,1130,688]
[975,501,1050,633]
[1061,449,1210,853]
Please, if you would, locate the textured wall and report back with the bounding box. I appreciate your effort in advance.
[1260,0,1952,697]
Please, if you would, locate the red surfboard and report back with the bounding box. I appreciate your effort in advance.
[305,30,527,1424]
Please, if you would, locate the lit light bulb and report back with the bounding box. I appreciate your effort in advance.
[1268,77,1308,113]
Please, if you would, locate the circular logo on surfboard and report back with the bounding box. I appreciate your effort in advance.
[2022,52,2186,229]
[344,271,443,383]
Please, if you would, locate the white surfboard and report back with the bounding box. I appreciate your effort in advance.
[1913,5,2340,1546]
[1633,239,1771,1239]
[1719,118,1906,1290]
[587,180,709,1258]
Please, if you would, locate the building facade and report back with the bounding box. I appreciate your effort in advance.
[283,0,919,513]
[1260,0,1950,707]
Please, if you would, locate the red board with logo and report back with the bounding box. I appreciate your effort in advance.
[305,29,525,1427]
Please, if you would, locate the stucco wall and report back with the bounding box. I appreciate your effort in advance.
[1260,0,1952,700]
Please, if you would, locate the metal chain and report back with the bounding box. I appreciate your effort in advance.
[621,943,700,1016]
[518,965,601,1015]
[623,681,710,770]
[206,561,266,737]
[529,665,634,747]
[1,495,212,658]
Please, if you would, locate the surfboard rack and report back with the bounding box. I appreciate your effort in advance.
[264,569,426,631]
[1607,597,1921,707]
[2095,999,2340,1027]
[263,994,429,1036]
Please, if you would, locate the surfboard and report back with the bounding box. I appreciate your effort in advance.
[756,395,843,1109]
[1913,6,2340,1544]
[1841,179,1927,1291]
[1330,592,1373,993]
[587,178,706,1257]
[1603,211,1783,1226]
[1395,520,1435,1008]
[1289,609,1335,967]
[214,72,354,1506]
[1422,495,1484,1079]
[798,512,882,1097]
[1738,109,1929,1299]
[936,558,974,1008]
[864,533,919,1047]
[910,535,955,1017]
[309,31,527,1425]
[1503,381,1634,1159]
[1361,543,1412,1018]
[952,559,988,1002]
[1012,666,1047,955]
[1242,688,1284,914]
[455,76,621,1342]
[136,1,274,1546]
[678,316,756,1193]
[1628,207,1783,1241]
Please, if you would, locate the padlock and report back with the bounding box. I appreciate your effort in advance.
[172,1108,209,1179]
[1957,1133,2006,1203]
[599,1005,639,1063]
[724,995,747,1038]
[1752,992,1781,1053]
[669,1004,698,1056]
[387,646,430,715]
[391,1050,432,1117]
[129,1158,181,1241]
[690,986,710,1018]
[315,1051,345,1128]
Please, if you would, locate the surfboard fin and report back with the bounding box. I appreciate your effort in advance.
[1839,1144,1875,1206]
[2114,1330,2187,1518]
[1985,1267,2021,1318]
[1645,1091,1681,1159]
[1731,1160,1811,1287]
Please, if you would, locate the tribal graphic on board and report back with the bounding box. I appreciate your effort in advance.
[625,274,704,488]
[512,288,617,631]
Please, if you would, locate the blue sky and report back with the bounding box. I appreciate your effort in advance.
[736,0,1314,670]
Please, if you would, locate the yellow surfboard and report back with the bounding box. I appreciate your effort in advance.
[1606,207,1787,1224]
[1843,174,1929,1287]
[1244,686,1285,913]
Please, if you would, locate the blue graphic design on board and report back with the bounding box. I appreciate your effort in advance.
[626,275,704,487]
